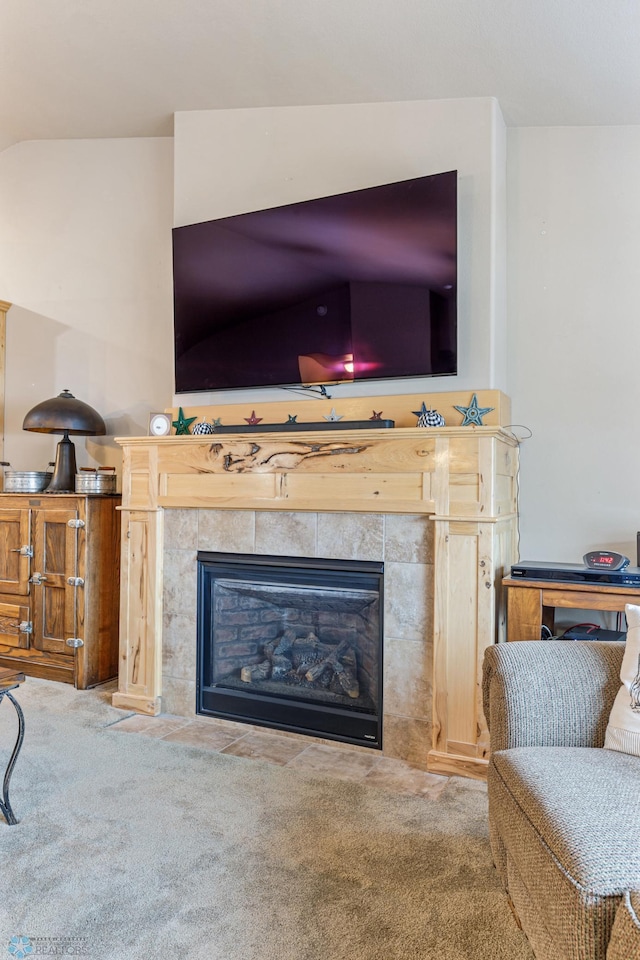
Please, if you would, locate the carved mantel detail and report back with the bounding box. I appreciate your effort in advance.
[113,425,519,779]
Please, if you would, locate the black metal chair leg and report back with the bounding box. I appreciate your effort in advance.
[0,691,25,825]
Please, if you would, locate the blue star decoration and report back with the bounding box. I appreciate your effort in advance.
[172,407,197,435]
[412,402,430,420]
[412,402,445,427]
[323,408,343,422]
[286,414,298,423]
[453,393,494,426]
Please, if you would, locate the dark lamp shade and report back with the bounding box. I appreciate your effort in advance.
[22,390,106,436]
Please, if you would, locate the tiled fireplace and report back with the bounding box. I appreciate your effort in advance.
[162,509,434,766]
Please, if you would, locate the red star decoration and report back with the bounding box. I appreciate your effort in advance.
[370,411,383,421]
[244,410,263,425]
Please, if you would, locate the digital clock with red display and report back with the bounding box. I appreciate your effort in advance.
[583,551,630,571]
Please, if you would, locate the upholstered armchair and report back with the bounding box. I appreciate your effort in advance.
[482,640,640,960]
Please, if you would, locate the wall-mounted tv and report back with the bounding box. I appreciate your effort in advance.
[172,170,457,393]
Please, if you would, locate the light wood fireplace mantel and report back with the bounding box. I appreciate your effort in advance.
[113,422,519,779]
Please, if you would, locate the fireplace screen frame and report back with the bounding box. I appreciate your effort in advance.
[196,552,384,748]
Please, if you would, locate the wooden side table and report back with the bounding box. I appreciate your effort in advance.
[503,576,640,642]
[0,667,25,825]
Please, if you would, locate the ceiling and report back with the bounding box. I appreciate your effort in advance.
[2,0,639,153]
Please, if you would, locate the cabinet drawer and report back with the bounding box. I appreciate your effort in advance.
[0,601,31,649]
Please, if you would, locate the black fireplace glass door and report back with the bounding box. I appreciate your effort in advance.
[197,553,383,748]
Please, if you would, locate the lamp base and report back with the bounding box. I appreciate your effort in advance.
[45,435,77,493]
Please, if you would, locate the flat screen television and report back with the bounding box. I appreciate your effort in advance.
[172,170,457,393]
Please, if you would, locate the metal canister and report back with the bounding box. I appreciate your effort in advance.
[74,467,117,495]
[3,471,52,493]
[0,462,53,493]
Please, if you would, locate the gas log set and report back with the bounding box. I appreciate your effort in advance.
[240,628,360,699]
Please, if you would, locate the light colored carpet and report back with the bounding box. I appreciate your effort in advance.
[0,679,533,960]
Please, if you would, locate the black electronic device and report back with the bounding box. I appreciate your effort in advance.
[583,550,629,571]
[510,560,640,587]
[172,170,458,393]
[559,625,627,642]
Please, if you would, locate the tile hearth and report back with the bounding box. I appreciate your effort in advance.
[161,508,434,768]
[110,711,461,799]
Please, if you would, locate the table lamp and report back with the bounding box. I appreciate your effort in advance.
[22,389,106,493]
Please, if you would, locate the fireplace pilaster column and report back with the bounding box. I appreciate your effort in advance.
[112,444,165,715]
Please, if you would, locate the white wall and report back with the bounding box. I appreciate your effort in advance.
[173,99,507,406]
[0,138,175,472]
[3,113,633,568]
[508,126,640,563]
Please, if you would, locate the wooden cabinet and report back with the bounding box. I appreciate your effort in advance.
[0,494,120,687]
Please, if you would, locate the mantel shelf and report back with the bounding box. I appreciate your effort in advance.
[116,425,519,447]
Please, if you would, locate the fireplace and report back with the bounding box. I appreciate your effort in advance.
[113,411,519,778]
[197,552,383,748]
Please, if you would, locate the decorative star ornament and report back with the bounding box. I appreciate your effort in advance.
[212,417,222,427]
[412,401,445,427]
[244,410,263,425]
[370,411,383,421]
[286,414,298,424]
[412,402,430,421]
[323,408,344,422]
[454,393,494,426]
[172,407,197,435]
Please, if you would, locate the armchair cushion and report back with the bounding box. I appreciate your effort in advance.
[492,747,640,891]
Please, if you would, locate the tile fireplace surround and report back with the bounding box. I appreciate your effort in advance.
[113,402,518,780]
[165,509,431,762]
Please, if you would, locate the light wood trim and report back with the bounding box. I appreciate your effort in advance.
[117,508,163,712]
[427,750,489,781]
[0,301,10,470]
[111,692,162,715]
[118,424,516,447]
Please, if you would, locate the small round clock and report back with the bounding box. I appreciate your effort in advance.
[148,413,172,437]
[583,550,630,571]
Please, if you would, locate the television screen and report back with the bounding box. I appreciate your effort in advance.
[172,170,457,393]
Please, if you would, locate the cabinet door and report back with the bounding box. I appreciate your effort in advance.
[0,508,31,595]
[31,508,77,658]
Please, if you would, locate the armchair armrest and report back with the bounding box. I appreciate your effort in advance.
[482,640,624,752]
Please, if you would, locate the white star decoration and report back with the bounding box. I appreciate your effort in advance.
[323,408,344,422]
